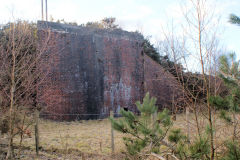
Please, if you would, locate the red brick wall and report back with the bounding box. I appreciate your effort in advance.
[37,21,184,120]
[38,22,145,120]
[103,38,144,115]
[144,55,184,109]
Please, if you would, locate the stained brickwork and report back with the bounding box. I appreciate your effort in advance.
[102,37,144,116]
[37,21,183,120]
[144,55,184,109]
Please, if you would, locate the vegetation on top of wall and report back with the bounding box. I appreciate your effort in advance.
[142,38,225,103]
[142,38,184,77]
[51,17,121,30]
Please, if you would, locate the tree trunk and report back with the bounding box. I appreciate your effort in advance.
[6,24,16,160]
[186,107,190,140]
[35,109,40,156]
[6,75,16,159]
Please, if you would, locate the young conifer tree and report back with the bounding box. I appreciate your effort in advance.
[210,53,240,139]
[210,53,240,159]
[110,93,172,159]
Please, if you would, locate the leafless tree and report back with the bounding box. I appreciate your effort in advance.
[0,21,56,159]
[180,0,222,159]
[157,0,224,159]
[158,23,205,139]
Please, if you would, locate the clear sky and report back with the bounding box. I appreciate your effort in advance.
[0,0,239,58]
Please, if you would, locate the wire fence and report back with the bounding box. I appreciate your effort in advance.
[39,112,124,121]
[0,112,127,159]
[33,112,125,157]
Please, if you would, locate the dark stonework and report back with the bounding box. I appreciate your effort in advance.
[37,21,183,120]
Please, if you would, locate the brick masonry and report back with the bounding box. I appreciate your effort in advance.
[37,21,183,120]
[144,55,184,109]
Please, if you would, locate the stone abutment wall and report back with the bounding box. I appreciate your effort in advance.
[37,21,183,120]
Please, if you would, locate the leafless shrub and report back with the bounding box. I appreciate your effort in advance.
[0,21,56,159]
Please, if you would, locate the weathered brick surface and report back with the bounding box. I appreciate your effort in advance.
[102,37,144,115]
[37,21,183,120]
[144,55,184,110]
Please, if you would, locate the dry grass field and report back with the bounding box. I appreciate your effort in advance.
[7,118,126,159]
[1,112,239,159]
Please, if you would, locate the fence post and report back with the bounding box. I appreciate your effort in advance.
[34,109,40,156]
[110,111,115,154]
[186,107,190,140]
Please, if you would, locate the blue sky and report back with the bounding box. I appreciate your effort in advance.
[0,0,240,58]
